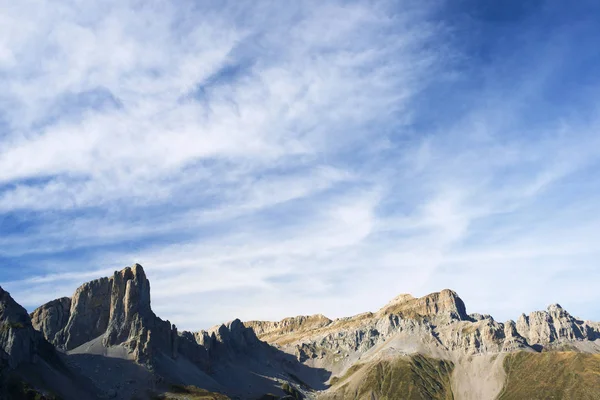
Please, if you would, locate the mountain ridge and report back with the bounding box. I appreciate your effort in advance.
[1,263,599,400]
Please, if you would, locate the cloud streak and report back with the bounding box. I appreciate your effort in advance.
[1,0,600,330]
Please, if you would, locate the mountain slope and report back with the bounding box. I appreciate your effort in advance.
[245,289,600,400]
[0,286,98,399]
[9,263,600,400]
[30,264,324,399]
[321,354,454,400]
[497,351,600,400]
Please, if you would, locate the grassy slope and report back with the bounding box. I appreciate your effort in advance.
[322,354,454,400]
[152,384,230,400]
[498,352,600,400]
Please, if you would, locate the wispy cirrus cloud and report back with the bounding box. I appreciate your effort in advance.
[2,0,600,330]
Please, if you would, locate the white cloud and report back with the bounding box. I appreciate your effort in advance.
[1,0,600,331]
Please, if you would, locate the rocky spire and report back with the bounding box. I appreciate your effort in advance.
[31,264,179,365]
[104,263,153,346]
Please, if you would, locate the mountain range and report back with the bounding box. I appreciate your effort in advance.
[1,264,599,399]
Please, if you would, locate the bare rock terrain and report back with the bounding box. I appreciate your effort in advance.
[243,288,600,399]
[2,263,599,399]
[1,286,43,368]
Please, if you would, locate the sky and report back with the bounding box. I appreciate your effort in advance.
[1,0,600,331]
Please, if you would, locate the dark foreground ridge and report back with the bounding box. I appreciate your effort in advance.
[1,263,599,399]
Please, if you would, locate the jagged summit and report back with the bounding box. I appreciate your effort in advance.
[244,288,600,359]
[377,288,468,320]
[548,303,563,309]
[11,265,600,400]
[248,289,470,340]
[31,263,177,364]
[26,264,318,399]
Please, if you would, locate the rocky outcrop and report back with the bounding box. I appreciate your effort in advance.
[31,264,179,364]
[246,314,332,341]
[104,264,152,346]
[244,289,600,373]
[13,267,600,400]
[55,276,112,349]
[101,264,178,363]
[194,319,262,361]
[502,320,530,352]
[377,289,469,321]
[30,297,71,347]
[516,304,600,346]
[0,286,43,368]
[178,330,210,369]
[469,313,493,321]
[238,290,479,369]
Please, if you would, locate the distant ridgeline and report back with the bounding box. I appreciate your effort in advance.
[1,264,599,399]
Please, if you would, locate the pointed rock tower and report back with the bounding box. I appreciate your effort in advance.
[31,264,179,364]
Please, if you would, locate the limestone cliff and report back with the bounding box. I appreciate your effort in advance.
[515,303,600,346]
[245,314,332,343]
[30,297,71,347]
[244,289,600,378]
[194,319,262,361]
[23,268,600,400]
[377,289,468,321]
[31,264,178,364]
[0,286,47,369]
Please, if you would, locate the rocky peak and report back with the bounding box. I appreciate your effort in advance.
[0,286,45,368]
[386,293,415,305]
[118,264,151,317]
[515,303,600,346]
[547,303,564,312]
[377,289,468,321]
[31,264,178,365]
[104,263,153,346]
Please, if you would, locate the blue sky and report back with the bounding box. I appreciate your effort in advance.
[1,0,600,330]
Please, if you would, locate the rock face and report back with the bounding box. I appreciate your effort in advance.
[30,297,71,347]
[31,264,178,364]
[60,276,112,349]
[238,290,600,400]
[0,287,53,369]
[101,264,178,363]
[0,286,43,368]
[502,320,530,352]
[195,319,262,361]
[177,331,210,369]
[245,289,600,375]
[22,266,600,400]
[105,264,152,346]
[245,314,333,342]
[515,303,599,346]
[378,289,469,321]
